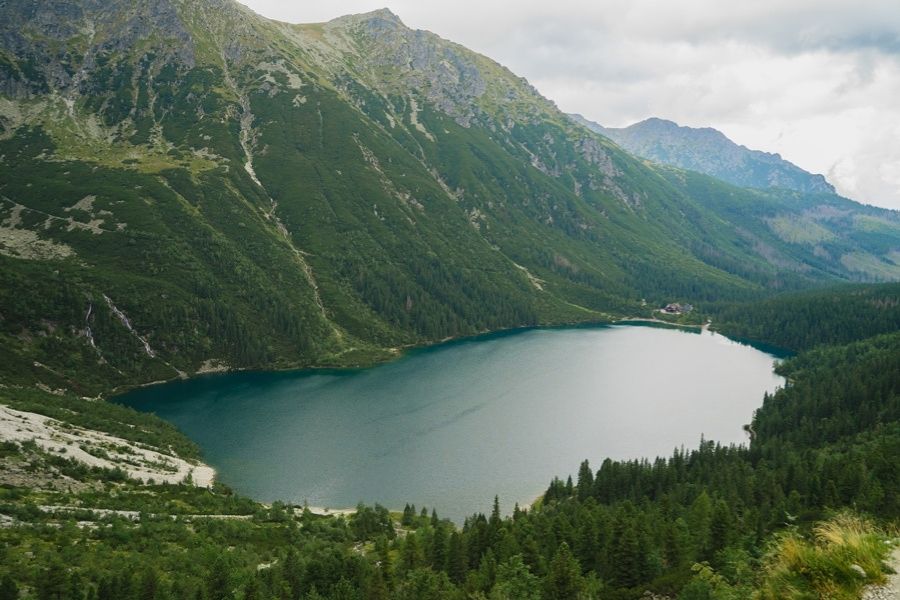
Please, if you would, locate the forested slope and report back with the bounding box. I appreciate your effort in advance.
[708,283,900,351]
[1,290,898,599]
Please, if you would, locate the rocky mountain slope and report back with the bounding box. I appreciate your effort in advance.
[1,0,899,394]
[573,115,835,194]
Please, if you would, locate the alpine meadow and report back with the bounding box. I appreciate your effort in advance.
[0,1,899,599]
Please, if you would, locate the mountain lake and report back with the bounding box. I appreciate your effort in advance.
[117,324,785,522]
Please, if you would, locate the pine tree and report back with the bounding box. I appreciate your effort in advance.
[544,543,585,600]
[447,531,467,584]
[491,555,540,600]
[401,533,424,573]
[401,504,415,527]
[430,525,448,572]
[282,547,303,598]
[0,576,18,600]
[708,499,733,559]
[366,568,390,600]
[375,536,395,590]
[611,514,648,588]
[139,568,160,600]
[688,491,714,562]
[36,560,68,600]
[577,460,594,501]
[476,549,498,592]
[490,496,501,526]
[206,556,231,600]
[242,578,260,600]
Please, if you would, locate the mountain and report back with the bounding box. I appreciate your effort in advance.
[0,1,899,393]
[1,5,900,598]
[572,115,835,195]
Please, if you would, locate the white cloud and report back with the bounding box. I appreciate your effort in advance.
[239,0,900,210]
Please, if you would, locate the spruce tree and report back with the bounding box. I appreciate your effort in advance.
[577,460,594,501]
[206,556,231,600]
[491,555,540,600]
[447,531,468,584]
[544,543,585,600]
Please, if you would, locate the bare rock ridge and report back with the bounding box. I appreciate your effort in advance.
[330,7,405,26]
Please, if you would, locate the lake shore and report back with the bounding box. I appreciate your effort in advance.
[117,324,783,523]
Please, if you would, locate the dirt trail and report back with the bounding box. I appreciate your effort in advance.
[863,546,900,600]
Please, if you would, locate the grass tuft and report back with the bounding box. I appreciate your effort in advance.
[757,513,890,600]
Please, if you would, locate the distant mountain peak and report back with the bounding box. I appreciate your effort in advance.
[368,7,404,23]
[573,114,835,195]
[633,118,738,144]
[329,7,405,28]
[640,117,678,128]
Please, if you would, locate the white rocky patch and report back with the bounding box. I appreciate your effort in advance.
[861,547,900,600]
[191,147,226,162]
[511,261,545,291]
[222,58,264,189]
[1,202,23,228]
[408,97,435,142]
[354,135,424,213]
[0,405,214,487]
[196,359,230,374]
[64,195,96,213]
[64,218,106,235]
[83,302,97,349]
[0,228,75,260]
[0,97,25,139]
[0,199,75,260]
[257,60,305,90]
[103,295,156,357]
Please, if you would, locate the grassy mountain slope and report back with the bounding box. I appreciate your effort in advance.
[663,170,900,283]
[0,1,898,395]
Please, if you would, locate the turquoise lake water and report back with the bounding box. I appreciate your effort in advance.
[117,325,784,522]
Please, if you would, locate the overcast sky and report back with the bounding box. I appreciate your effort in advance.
[240,0,900,210]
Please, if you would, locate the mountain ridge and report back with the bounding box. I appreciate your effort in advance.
[0,0,898,394]
[0,5,898,600]
[571,114,836,195]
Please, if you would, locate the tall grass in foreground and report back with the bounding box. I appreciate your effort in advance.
[756,513,891,599]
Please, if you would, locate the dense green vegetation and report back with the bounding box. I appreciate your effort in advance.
[1,0,899,399]
[708,283,900,352]
[1,306,897,599]
[1,2,899,599]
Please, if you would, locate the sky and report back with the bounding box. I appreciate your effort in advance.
[240,0,900,210]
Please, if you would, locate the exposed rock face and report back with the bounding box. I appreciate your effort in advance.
[0,0,198,98]
[573,115,835,195]
[318,9,533,130]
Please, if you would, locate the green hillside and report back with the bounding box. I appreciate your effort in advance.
[0,3,899,598]
[1,1,898,395]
